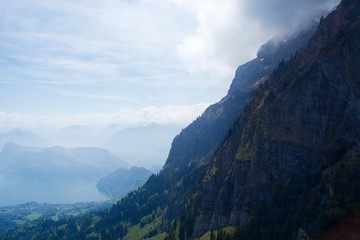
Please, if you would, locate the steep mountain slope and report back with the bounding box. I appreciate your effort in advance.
[187,0,360,238]
[158,24,318,220]
[164,23,317,174]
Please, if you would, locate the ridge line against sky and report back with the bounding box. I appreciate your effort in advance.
[0,0,339,129]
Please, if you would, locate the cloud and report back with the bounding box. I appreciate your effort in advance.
[0,0,217,116]
[0,0,192,86]
[0,103,209,130]
[242,0,341,35]
[0,0,341,124]
[175,0,265,80]
[174,0,340,80]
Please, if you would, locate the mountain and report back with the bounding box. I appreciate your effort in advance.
[47,125,102,148]
[97,167,153,200]
[45,123,182,168]
[0,129,48,150]
[0,144,130,206]
[104,123,182,167]
[3,18,320,240]
[187,0,360,237]
[157,20,319,221]
[3,0,360,239]
[163,24,317,174]
[0,143,129,178]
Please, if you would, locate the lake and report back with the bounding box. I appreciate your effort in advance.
[0,174,108,207]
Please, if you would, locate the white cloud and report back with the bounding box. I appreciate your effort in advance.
[0,0,341,125]
[242,0,341,35]
[0,0,192,85]
[173,0,340,81]
[176,0,267,80]
[0,103,209,130]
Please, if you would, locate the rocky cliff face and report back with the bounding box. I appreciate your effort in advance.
[160,21,318,221]
[163,23,317,174]
[190,0,360,237]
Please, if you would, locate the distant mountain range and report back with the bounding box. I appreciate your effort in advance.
[0,143,130,206]
[46,125,103,148]
[0,129,48,150]
[104,123,182,168]
[0,125,174,205]
[0,143,129,179]
[36,123,182,168]
[0,143,159,207]
[0,122,182,169]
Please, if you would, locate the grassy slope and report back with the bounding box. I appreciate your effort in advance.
[197,226,236,240]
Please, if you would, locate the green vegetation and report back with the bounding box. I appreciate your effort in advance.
[0,201,110,233]
[124,224,152,240]
[235,145,252,161]
[149,232,167,240]
[198,227,235,240]
[25,213,42,221]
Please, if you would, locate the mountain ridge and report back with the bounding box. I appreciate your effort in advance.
[0,129,48,150]
[158,20,319,223]
[163,23,317,176]
[188,0,360,237]
[0,143,130,177]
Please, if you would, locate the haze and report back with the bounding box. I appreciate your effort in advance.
[0,0,339,206]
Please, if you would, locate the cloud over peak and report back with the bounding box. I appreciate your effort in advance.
[242,0,340,35]
[0,0,341,126]
[174,0,340,79]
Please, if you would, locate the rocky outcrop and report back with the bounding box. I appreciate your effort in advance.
[163,24,317,175]
[191,0,360,237]
[159,21,318,222]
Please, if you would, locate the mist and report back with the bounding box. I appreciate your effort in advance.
[0,0,341,208]
[242,0,341,35]
[176,0,340,80]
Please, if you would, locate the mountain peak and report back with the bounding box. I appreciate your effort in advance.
[0,129,48,150]
[1,142,24,154]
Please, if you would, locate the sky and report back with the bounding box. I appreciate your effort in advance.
[0,0,340,130]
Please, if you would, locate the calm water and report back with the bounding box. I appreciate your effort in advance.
[0,174,108,207]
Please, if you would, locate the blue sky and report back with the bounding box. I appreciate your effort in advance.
[0,0,339,129]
